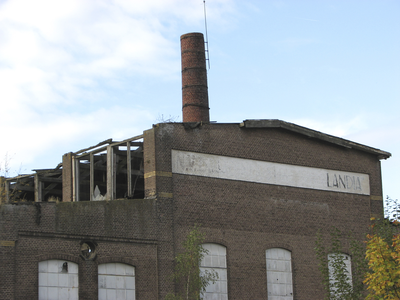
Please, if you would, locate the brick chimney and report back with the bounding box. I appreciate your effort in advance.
[181,32,210,123]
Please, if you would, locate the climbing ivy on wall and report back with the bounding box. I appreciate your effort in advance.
[315,228,367,300]
[315,197,400,300]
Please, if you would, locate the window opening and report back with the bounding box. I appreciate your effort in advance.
[98,263,136,300]
[38,260,78,300]
[266,248,293,300]
[200,243,228,300]
[328,253,352,297]
[80,241,97,260]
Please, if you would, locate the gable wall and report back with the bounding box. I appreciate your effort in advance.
[146,122,383,299]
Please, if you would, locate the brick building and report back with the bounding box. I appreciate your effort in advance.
[0,33,391,300]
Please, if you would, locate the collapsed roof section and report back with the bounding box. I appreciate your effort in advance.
[1,168,62,203]
[1,135,144,203]
[1,119,391,203]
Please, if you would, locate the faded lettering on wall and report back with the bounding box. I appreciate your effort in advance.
[171,150,370,195]
[327,173,362,191]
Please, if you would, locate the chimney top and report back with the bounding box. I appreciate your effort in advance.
[180,32,210,123]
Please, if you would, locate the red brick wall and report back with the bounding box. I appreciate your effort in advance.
[0,200,163,300]
[149,122,383,299]
[181,33,210,123]
[0,122,385,299]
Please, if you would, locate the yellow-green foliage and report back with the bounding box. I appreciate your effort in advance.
[364,219,400,300]
[166,225,218,300]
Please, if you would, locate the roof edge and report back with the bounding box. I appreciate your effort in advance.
[240,119,391,160]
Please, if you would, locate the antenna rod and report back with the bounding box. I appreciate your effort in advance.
[203,0,210,69]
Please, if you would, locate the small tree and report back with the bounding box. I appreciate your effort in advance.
[165,226,218,300]
[316,198,400,300]
[364,217,400,299]
[385,196,400,221]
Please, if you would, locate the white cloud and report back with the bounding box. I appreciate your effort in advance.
[0,105,154,172]
[0,0,235,175]
[291,115,369,139]
[0,0,234,108]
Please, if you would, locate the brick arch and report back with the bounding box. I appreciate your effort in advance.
[37,253,80,264]
[264,243,294,253]
[201,242,228,262]
[96,256,136,267]
[339,248,352,256]
[264,246,294,271]
[97,260,136,300]
[203,239,228,248]
[200,242,228,299]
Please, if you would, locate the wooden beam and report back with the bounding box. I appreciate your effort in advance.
[74,138,143,159]
[9,184,34,192]
[106,146,116,200]
[76,163,142,175]
[110,135,143,147]
[62,152,74,202]
[127,141,132,197]
[38,177,62,183]
[5,174,34,181]
[72,156,80,202]
[5,179,10,203]
[113,149,143,157]
[34,173,42,202]
[77,180,144,191]
[43,182,60,195]
[90,153,94,201]
[74,138,113,155]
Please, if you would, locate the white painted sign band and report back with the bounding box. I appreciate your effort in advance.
[171,150,370,195]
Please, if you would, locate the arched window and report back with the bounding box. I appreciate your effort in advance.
[38,260,79,300]
[200,243,228,300]
[266,248,293,299]
[328,253,352,296]
[98,263,136,300]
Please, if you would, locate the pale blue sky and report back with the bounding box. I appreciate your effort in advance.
[1,0,399,200]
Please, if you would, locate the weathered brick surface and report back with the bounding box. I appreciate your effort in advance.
[0,122,386,299]
[150,122,384,299]
[181,33,209,123]
[0,200,161,300]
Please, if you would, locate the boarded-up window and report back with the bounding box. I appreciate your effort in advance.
[266,248,293,300]
[98,263,135,300]
[38,260,79,300]
[200,243,228,300]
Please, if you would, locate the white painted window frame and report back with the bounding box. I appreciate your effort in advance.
[266,248,294,300]
[38,259,79,300]
[98,262,136,300]
[200,243,228,300]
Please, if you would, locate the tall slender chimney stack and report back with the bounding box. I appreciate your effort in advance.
[181,32,210,123]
